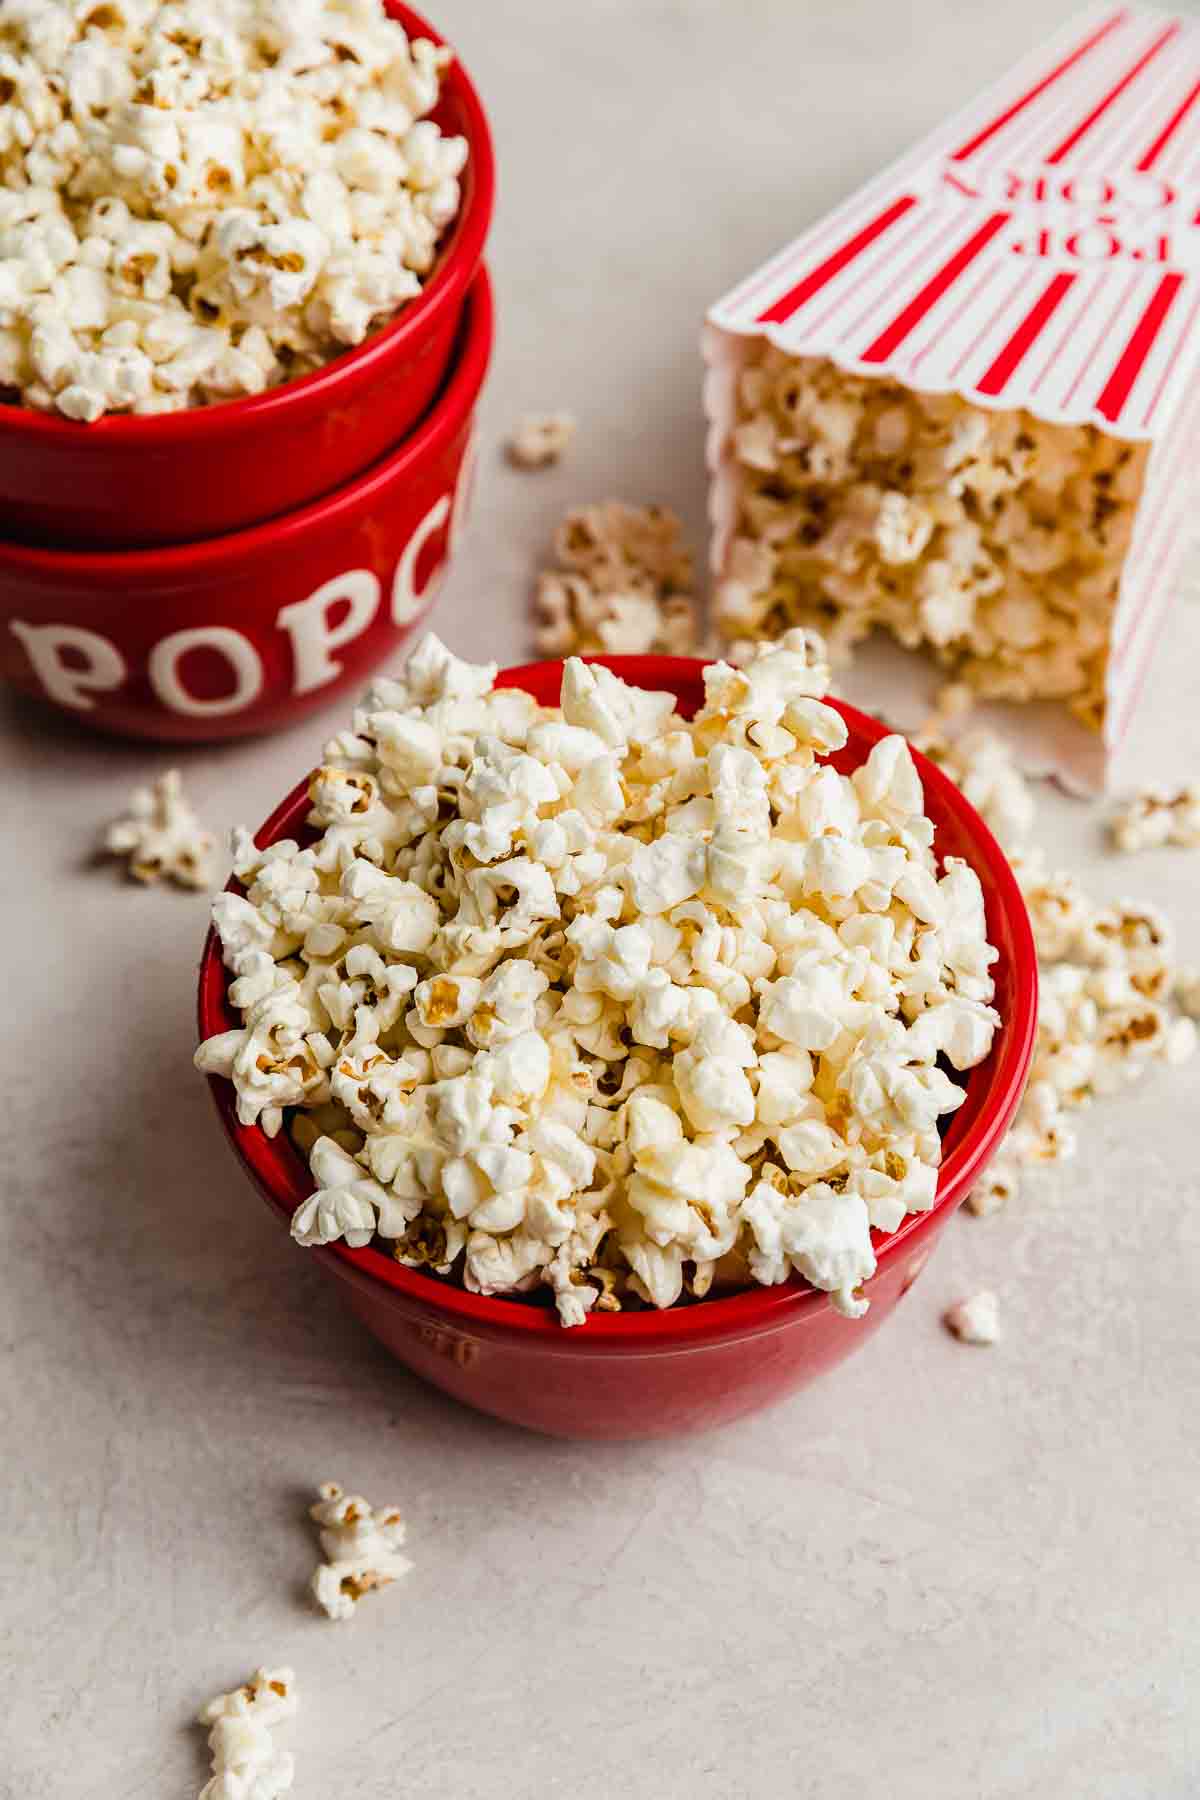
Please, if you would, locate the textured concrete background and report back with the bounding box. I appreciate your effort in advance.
[3,3,1199,1795]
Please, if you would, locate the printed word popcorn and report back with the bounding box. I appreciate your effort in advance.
[533,501,700,659]
[197,1667,297,1800]
[715,349,1147,733]
[308,1480,412,1621]
[102,767,215,888]
[196,630,1002,1325]
[913,727,1199,1218]
[0,0,467,420]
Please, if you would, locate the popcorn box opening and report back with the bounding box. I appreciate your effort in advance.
[704,7,1200,790]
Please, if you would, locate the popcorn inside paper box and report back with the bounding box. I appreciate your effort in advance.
[704,6,1200,789]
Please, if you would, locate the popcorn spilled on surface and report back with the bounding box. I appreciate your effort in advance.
[196,629,1003,1326]
[1109,786,1200,854]
[943,1290,1000,1346]
[914,727,1198,1218]
[715,350,1146,734]
[103,768,214,889]
[0,0,466,420]
[197,1667,297,1799]
[309,1480,412,1622]
[507,412,575,470]
[533,501,699,659]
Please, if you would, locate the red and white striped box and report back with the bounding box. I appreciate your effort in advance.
[704,6,1200,787]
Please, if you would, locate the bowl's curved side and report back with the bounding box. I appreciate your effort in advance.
[197,659,1038,1388]
[0,0,496,547]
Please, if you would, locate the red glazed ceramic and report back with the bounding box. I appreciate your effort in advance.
[0,3,495,550]
[1,269,492,744]
[197,658,1039,1439]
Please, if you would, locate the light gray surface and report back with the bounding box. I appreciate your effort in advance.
[4,3,1200,1796]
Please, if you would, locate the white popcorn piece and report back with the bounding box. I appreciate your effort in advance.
[507,411,576,470]
[1109,786,1200,854]
[0,2,467,420]
[964,1159,1019,1219]
[309,1480,413,1623]
[197,1669,297,1800]
[197,629,1002,1325]
[943,1290,1001,1346]
[103,768,215,889]
[716,349,1148,734]
[533,501,699,658]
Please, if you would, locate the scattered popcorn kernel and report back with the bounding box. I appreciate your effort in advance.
[0,1,466,420]
[506,412,576,470]
[197,629,1004,1326]
[197,1668,297,1800]
[309,1480,412,1622]
[533,501,699,658]
[103,769,215,889]
[1109,785,1200,853]
[943,1290,1000,1345]
[964,1160,1019,1218]
[715,349,1148,734]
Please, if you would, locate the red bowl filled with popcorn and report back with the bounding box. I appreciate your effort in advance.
[197,644,1038,1439]
[0,1,494,549]
[0,269,491,742]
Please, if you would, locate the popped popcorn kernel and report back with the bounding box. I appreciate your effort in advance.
[103,768,214,889]
[308,1479,412,1622]
[716,348,1149,733]
[197,1667,297,1799]
[964,1159,1018,1218]
[506,411,576,470]
[0,0,467,420]
[1109,785,1200,853]
[943,1290,1000,1345]
[533,501,699,659]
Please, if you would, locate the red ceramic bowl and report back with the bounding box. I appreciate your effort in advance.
[0,2,495,550]
[1,268,492,743]
[198,659,1038,1439]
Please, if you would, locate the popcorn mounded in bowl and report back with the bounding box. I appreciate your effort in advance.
[716,348,1148,733]
[195,632,1002,1326]
[0,0,467,421]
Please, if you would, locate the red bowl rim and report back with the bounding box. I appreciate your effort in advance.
[0,0,494,450]
[0,266,493,578]
[197,658,1038,1347]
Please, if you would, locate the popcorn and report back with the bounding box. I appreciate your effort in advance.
[507,412,576,470]
[929,728,1197,1218]
[714,348,1147,734]
[533,502,699,659]
[309,1480,412,1623]
[964,1160,1018,1219]
[0,0,466,419]
[1109,786,1200,854]
[197,1668,297,1800]
[102,768,215,889]
[943,1290,1000,1346]
[197,630,1001,1325]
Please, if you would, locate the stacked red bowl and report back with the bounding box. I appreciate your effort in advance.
[0,2,495,743]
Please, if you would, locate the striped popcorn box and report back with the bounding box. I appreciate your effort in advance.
[704,7,1200,788]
